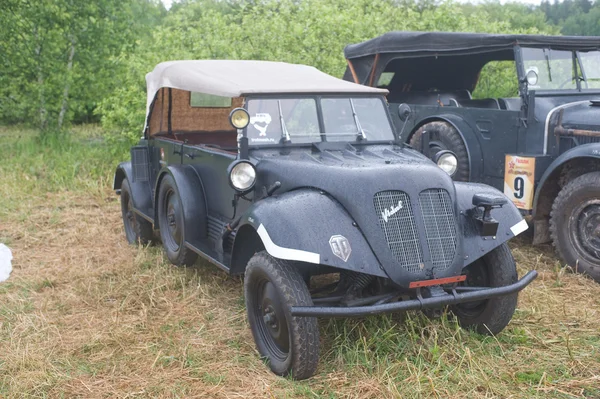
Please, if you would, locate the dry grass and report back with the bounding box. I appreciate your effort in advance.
[0,127,599,398]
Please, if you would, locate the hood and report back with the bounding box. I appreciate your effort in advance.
[250,144,464,282]
[553,100,600,132]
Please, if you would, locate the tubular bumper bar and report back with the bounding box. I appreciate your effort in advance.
[291,270,538,318]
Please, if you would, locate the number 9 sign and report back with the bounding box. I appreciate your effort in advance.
[504,155,536,210]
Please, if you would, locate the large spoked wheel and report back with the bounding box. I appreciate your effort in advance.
[452,243,518,335]
[157,175,197,266]
[550,172,600,282]
[244,251,319,380]
[409,121,470,182]
[120,178,153,245]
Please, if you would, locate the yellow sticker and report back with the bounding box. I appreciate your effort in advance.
[504,155,536,210]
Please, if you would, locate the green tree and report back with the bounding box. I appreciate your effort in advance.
[0,0,165,131]
[100,0,556,141]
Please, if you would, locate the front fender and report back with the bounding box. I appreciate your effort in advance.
[455,182,528,267]
[533,143,600,218]
[114,162,153,221]
[236,189,388,278]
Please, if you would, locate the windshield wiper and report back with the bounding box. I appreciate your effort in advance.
[277,100,291,143]
[544,48,552,82]
[349,99,367,141]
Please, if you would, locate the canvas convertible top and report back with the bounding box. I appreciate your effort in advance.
[344,31,600,59]
[145,60,387,125]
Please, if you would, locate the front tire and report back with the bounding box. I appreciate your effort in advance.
[409,121,470,182]
[452,243,518,335]
[157,175,198,266]
[120,178,153,245]
[550,171,600,282]
[244,251,319,380]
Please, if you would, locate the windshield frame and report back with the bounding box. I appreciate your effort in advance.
[242,93,397,148]
[517,46,600,95]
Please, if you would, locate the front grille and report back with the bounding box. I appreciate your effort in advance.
[419,189,457,271]
[374,191,424,273]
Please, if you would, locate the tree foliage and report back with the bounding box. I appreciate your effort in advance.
[2,0,597,138]
[99,0,556,141]
[0,0,165,131]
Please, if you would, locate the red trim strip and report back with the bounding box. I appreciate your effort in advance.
[409,275,467,289]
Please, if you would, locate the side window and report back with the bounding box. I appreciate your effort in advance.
[472,61,519,99]
[190,92,232,108]
[377,72,395,88]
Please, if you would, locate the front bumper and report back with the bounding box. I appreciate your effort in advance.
[291,270,538,317]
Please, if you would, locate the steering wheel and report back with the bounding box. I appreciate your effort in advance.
[558,77,577,90]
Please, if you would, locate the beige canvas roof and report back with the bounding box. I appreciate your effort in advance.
[145,60,388,126]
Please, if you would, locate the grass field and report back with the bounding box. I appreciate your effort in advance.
[0,126,599,398]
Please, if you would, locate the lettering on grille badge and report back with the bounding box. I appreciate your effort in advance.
[381,200,404,222]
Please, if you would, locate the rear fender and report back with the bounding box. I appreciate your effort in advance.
[232,189,387,278]
[154,165,208,241]
[454,182,528,267]
[114,162,153,221]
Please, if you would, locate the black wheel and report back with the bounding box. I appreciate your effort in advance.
[452,243,518,335]
[550,171,600,282]
[120,178,153,245]
[244,251,319,379]
[157,174,198,266]
[409,121,469,182]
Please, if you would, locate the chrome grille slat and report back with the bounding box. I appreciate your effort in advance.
[419,189,457,271]
[374,191,424,273]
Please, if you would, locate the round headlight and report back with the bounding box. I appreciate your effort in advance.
[229,108,250,129]
[229,161,256,191]
[436,151,458,176]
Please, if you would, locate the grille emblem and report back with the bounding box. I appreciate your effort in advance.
[329,235,351,262]
[381,200,404,222]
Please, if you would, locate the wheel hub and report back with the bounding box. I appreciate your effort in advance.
[263,305,278,329]
[255,281,289,360]
[162,190,182,251]
[577,203,600,257]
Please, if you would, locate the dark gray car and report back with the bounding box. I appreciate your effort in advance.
[345,31,600,282]
[114,60,536,379]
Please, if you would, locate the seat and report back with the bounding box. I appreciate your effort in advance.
[498,98,522,111]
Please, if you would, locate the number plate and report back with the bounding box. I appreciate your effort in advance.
[504,155,536,210]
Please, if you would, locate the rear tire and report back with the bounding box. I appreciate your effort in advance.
[120,178,153,245]
[409,121,470,182]
[550,171,600,282]
[452,243,518,335]
[244,251,319,380]
[157,175,198,266]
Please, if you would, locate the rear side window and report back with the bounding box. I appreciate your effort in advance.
[190,92,232,107]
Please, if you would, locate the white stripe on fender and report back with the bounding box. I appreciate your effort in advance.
[510,219,529,236]
[256,224,320,264]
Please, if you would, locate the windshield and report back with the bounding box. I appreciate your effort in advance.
[245,96,394,145]
[579,51,600,89]
[522,48,577,91]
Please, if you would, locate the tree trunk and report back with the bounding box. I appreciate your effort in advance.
[34,27,47,131]
[58,36,76,130]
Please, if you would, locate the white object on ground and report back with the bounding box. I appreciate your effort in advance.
[0,244,13,283]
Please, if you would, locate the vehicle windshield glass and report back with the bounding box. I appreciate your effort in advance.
[245,96,394,145]
[579,50,600,89]
[522,48,577,91]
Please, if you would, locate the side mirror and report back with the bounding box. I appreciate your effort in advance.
[526,69,539,86]
[398,103,412,122]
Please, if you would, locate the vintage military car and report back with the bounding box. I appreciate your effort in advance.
[344,31,600,282]
[114,60,536,379]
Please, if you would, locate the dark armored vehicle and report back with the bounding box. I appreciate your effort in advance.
[114,60,536,379]
[344,32,600,282]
